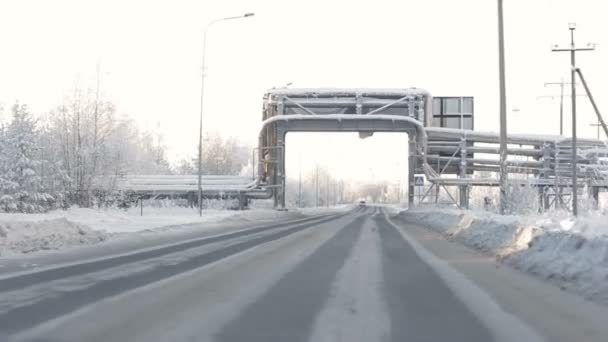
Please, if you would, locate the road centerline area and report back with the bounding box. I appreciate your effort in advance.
[216,214,367,342]
[307,214,390,342]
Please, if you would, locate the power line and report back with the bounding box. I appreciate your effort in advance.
[539,79,584,135]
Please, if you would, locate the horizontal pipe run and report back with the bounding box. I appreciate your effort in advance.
[424,155,542,168]
[426,127,603,146]
[427,145,543,157]
[281,100,416,107]
[467,165,541,174]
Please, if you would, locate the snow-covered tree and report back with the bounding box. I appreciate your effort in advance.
[38,124,71,210]
[1,104,52,212]
[1,74,173,210]
[0,112,18,211]
[175,158,195,175]
[48,83,172,206]
[196,133,251,175]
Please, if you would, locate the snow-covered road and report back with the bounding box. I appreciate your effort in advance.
[1,207,607,342]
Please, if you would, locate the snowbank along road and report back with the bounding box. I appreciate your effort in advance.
[1,206,607,342]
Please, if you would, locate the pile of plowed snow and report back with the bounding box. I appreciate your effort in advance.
[0,218,109,256]
[396,208,608,305]
[0,206,350,256]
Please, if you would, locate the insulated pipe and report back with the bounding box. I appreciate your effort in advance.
[427,145,543,157]
[280,100,418,107]
[424,156,542,168]
[426,127,603,146]
[265,88,430,98]
[256,113,434,186]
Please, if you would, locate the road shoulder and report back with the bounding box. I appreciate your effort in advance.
[390,216,608,342]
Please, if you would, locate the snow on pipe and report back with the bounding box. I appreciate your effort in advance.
[112,175,260,193]
[257,113,435,182]
[428,145,543,157]
[425,156,543,168]
[255,113,524,187]
[426,126,604,146]
[256,115,607,189]
[264,87,430,97]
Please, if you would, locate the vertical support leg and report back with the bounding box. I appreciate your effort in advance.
[408,135,416,208]
[459,138,469,209]
[541,143,551,212]
[459,187,469,209]
[269,125,279,209]
[543,187,551,211]
[273,191,278,208]
[278,128,287,209]
[592,186,599,210]
[435,184,440,204]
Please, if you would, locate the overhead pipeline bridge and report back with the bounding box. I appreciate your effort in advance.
[106,87,608,210]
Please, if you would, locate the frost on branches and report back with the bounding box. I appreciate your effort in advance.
[0,104,52,212]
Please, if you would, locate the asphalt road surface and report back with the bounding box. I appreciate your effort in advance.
[1,206,607,342]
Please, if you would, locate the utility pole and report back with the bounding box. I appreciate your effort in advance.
[590,122,601,140]
[332,181,336,206]
[315,164,319,207]
[325,174,329,207]
[298,153,302,208]
[542,79,580,136]
[497,0,508,215]
[552,23,595,216]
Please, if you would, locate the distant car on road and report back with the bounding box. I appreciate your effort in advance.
[358,200,366,207]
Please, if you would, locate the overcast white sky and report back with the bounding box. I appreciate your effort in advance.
[1,0,607,181]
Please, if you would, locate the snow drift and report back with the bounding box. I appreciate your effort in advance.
[0,206,349,256]
[0,218,109,256]
[396,208,608,305]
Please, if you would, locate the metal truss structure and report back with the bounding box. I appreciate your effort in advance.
[258,88,608,210]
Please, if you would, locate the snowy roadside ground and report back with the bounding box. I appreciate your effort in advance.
[0,207,293,234]
[0,205,353,257]
[395,208,608,305]
[0,219,110,256]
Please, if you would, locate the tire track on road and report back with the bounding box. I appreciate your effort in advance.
[0,213,343,293]
[216,214,367,342]
[375,214,493,342]
[0,212,349,335]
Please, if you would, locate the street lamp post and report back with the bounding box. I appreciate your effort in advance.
[497,0,508,215]
[198,12,254,216]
